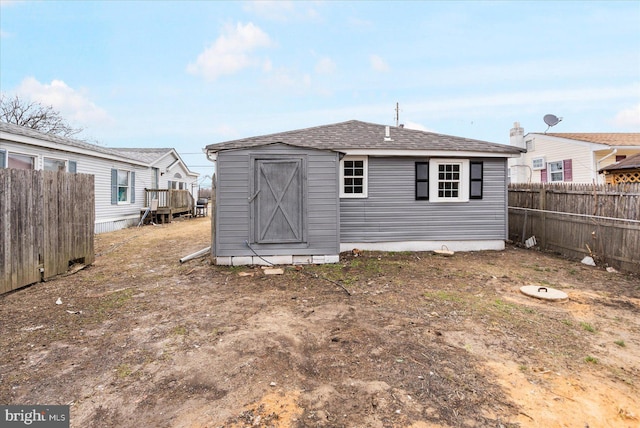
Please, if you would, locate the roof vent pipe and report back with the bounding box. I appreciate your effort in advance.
[384,125,392,142]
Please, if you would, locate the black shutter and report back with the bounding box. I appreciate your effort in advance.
[470,162,483,199]
[415,162,429,200]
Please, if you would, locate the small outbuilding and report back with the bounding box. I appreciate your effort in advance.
[599,153,640,184]
[204,120,524,265]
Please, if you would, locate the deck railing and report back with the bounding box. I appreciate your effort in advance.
[144,189,194,211]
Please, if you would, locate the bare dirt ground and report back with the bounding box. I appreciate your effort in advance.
[1,216,639,427]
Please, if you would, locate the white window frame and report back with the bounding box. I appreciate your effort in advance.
[117,169,132,204]
[531,157,545,170]
[6,151,36,170]
[548,161,564,182]
[429,158,469,203]
[43,157,68,172]
[340,156,368,198]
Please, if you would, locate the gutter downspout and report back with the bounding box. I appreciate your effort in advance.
[204,148,217,260]
[597,148,618,166]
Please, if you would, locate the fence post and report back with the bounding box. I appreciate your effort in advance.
[540,186,546,249]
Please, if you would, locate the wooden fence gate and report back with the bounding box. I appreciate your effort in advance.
[0,169,95,294]
[508,183,640,274]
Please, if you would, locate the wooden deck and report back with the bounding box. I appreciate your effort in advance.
[140,189,195,224]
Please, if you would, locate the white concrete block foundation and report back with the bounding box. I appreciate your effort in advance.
[216,254,340,266]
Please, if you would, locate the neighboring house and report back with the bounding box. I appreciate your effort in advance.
[204,120,524,266]
[0,121,199,233]
[599,153,640,184]
[508,122,640,184]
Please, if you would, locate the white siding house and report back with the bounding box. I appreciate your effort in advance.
[0,122,199,233]
[508,122,640,184]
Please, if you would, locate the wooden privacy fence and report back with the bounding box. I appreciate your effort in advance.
[0,169,95,294]
[508,183,640,274]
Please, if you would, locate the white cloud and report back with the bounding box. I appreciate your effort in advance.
[370,54,389,72]
[403,121,433,132]
[187,22,273,81]
[613,103,640,127]
[16,77,111,125]
[315,57,336,74]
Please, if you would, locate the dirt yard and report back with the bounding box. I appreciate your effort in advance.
[1,216,638,427]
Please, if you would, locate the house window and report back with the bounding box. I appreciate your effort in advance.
[111,169,136,204]
[169,173,185,190]
[548,161,564,182]
[0,149,5,168]
[44,157,67,172]
[7,153,35,170]
[117,170,130,202]
[417,159,481,202]
[429,159,470,202]
[340,156,367,198]
[525,139,534,152]
[437,163,461,198]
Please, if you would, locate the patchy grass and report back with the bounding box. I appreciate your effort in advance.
[116,364,132,378]
[172,325,188,336]
[580,322,597,333]
[584,355,599,364]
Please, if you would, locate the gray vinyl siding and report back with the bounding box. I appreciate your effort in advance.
[0,139,150,233]
[215,144,340,256]
[340,157,508,242]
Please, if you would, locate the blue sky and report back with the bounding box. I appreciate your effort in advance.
[1,0,639,179]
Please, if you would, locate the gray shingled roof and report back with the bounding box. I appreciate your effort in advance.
[108,148,174,164]
[205,120,524,155]
[0,121,179,166]
[0,120,132,160]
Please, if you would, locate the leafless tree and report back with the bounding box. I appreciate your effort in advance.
[0,94,83,137]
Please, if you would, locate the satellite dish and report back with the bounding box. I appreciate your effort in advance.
[543,114,563,133]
